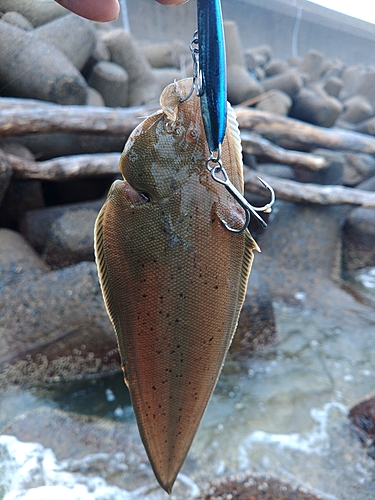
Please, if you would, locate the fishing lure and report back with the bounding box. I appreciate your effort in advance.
[188,0,275,232]
[197,0,227,154]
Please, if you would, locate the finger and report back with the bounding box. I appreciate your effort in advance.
[155,0,189,5]
[55,0,120,21]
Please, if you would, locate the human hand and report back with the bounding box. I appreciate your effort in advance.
[54,0,120,21]
[54,0,189,22]
[155,0,189,4]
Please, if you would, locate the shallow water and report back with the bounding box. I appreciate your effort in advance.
[344,266,375,302]
[1,281,375,499]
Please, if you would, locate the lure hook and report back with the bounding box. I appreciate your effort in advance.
[180,31,202,102]
[206,155,275,232]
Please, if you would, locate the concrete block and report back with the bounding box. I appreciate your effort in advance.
[0,21,88,104]
[87,61,129,108]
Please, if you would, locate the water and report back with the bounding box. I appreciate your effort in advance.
[1,291,375,499]
[194,302,375,499]
[343,266,375,302]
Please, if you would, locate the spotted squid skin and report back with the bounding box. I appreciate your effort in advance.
[94,79,258,493]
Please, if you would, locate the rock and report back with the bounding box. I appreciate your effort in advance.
[299,49,324,81]
[2,407,141,461]
[20,199,102,268]
[340,95,374,124]
[17,133,125,160]
[141,42,174,68]
[170,39,191,69]
[200,475,321,500]
[223,22,265,104]
[264,58,288,77]
[0,229,118,383]
[262,69,302,98]
[290,87,342,127]
[295,149,344,185]
[290,87,329,125]
[356,69,375,106]
[321,58,344,80]
[349,395,375,460]
[1,11,33,30]
[248,204,375,456]
[87,61,129,108]
[229,269,276,359]
[227,65,263,105]
[255,89,292,115]
[342,152,375,186]
[86,87,105,107]
[339,64,366,101]
[43,176,111,205]
[1,406,326,499]
[140,40,192,69]
[0,0,67,27]
[1,407,196,496]
[0,21,88,104]
[102,29,159,106]
[153,67,182,94]
[33,13,97,72]
[254,65,266,80]
[342,207,375,271]
[355,115,375,136]
[0,152,12,207]
[254,163,296,180]
[81,37,111,78]
[0,140,34,160]
[253,201,350,309]
[242,152,257,170]
[287,55,302,67]
[334,118,357,131]
[0,179,44,228]
[224,20,246,67]
[323,76,343,98]
[308,82,344,125]
[244,45,273,71]
[91,37,111,62]
[0,227,48,276]
[356,175,375,192]
[1,408,167,499]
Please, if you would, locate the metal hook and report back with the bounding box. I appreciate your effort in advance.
[180,31,202,103]
[206,157,275,232]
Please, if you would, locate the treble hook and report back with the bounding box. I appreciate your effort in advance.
[206,153,275,232]
[180,31,201,103]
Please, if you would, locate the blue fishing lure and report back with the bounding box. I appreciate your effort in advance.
[197,0,227,154]
[195,0,275,231]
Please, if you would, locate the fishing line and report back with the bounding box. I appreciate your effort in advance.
[119,0,130,32]
[292,3,303,58]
